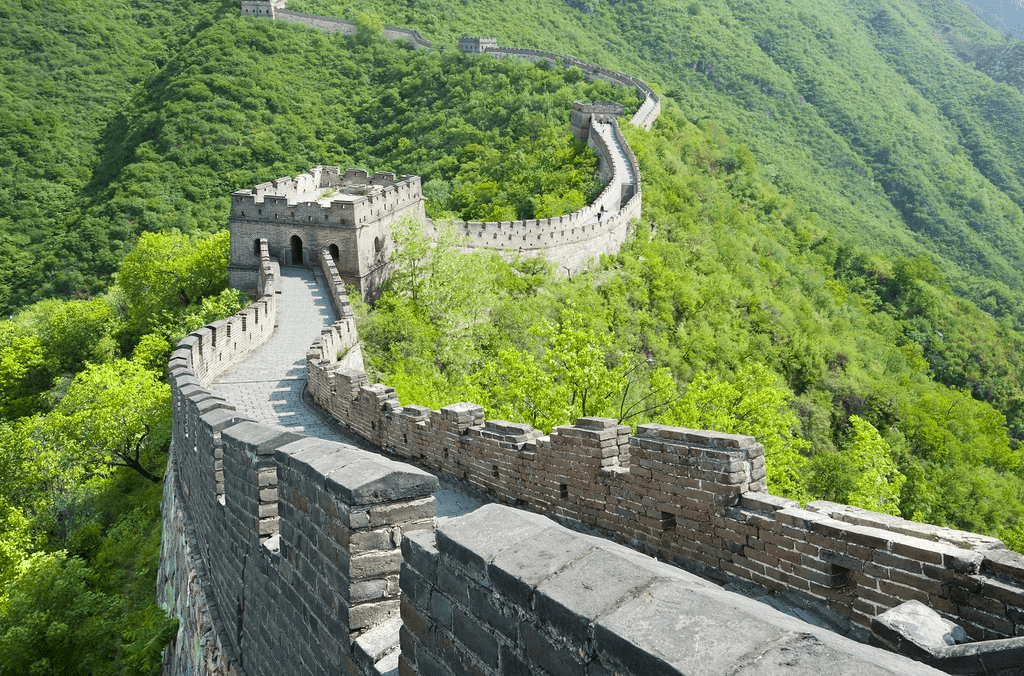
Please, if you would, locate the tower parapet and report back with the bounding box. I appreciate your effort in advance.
[240,0,285,19]
[570,100,626,140]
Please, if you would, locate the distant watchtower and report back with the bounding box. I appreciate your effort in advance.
[227,166,425,299]
[570,101,625,140]
[458,36,498,53]
[240,0,285,18]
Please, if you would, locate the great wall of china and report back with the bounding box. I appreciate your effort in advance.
[158,3,1024,675]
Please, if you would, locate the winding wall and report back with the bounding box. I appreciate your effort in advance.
[241,0,659,279]
[159,4,1024,676]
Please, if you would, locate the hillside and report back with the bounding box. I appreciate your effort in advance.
[2,0,1024,667]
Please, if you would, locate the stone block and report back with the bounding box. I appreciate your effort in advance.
[520,622,586,676]
[870,600,967,660]
[349,549,405,580]
[436,561,470,606]
[488,527,599,610]
[223,421,304,461]
[596,578,939,675]
[984,548,1024,582]
[453,606,499,667]
[534,547,668,643]
[325,456,438,505]
[368,496,436,528]
[435,504,552,581]
[468,583,517,641]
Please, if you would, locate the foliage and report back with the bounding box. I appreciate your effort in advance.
[0,551,117,676]
[114,230,236,341]
[844,415,905,516]
[46,360,171,483]
[664,364,810,501]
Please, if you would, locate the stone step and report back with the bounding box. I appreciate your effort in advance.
[353,615,403,676]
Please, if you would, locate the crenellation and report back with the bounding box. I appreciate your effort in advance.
[229,168,425,299]
[295,280,1024,658]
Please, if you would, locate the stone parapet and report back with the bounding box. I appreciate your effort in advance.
[305,281,1024,648]
[161,262,439,675]
[400,505,940,675]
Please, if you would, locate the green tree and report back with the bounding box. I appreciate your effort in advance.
[539,308,618,420]
[664,363,810,501]
[114,230,232,342]
[46,360,171,483]
[0,552,117,676]
[14,298,118,376]
[845,415,905,516]
[472,347,567,432]
[0,324,51,419]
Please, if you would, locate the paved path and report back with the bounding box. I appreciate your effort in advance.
[212,266,484,518]
[211,266,363,443]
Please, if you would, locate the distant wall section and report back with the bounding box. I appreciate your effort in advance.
[428,112,642,274]
[242,0,430,48]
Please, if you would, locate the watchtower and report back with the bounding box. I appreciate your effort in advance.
[570,100,626,140]
[240,0,285,18]
[227,166,425,299]
[458,36,498,53]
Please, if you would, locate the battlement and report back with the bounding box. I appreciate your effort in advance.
[230,167,421,225]
[570,100,626,139]
[160,278,954,675]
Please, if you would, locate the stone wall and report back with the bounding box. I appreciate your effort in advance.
[429,117,641,274]
[400,504,940,675]
[307,331,1024,645]
[483,46,661,130]
[160,245,441,676]
[254,6,430,48]
[156,6,1024,675]
[308,251,364,373]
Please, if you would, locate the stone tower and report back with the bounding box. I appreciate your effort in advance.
[227,166,425,299]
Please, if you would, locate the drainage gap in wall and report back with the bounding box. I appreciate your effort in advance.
[559,483,569,500]
[492,465,499,478]
[829,564,856,594]
[660,511,676,532]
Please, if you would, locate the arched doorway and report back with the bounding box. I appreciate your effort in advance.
[328,243,339,262]
[290,235,303,265]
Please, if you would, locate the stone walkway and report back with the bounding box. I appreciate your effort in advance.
[211,266,484,519]
[211,266,355,442]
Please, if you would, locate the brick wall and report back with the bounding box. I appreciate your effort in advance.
[307,318,1024,644]
[273,10,430,48]
[160,250,440,676]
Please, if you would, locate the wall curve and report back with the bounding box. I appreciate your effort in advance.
[237,1,660,277]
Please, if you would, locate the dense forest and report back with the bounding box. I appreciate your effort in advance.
[1,0,1024,670]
